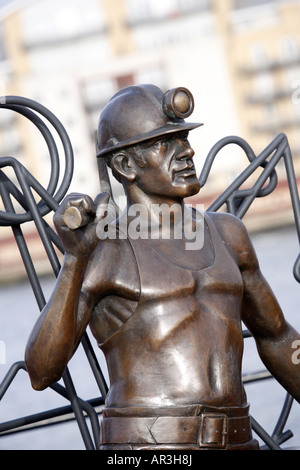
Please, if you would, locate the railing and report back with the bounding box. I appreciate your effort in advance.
[0,96,299,450]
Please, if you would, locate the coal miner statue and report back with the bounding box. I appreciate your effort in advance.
[25,85,300,450]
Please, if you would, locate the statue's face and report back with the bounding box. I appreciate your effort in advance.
[133,131,200,201]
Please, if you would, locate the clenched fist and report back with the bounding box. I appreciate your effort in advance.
[53,192,111,257]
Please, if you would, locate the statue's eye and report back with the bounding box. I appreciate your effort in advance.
[181,132,189,143]
[154,139,167,150]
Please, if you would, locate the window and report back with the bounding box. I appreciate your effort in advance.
[250,43,268,68]
[20,0,106,48]
[125,0,211,25]
[233,0,275,9]
[280,36,299,61]
[116,74,134,90]
[81,67,166,137]
[0,26,6,62]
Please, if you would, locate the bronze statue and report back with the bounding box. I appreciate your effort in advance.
[25,85,300,450]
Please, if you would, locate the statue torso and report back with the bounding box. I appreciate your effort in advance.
[89,212,246,409]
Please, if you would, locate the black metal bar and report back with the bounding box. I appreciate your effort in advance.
[0,97,104,450]
[0,360,103,448]
[0,360,100,450]
[81,334,108,399]
[205,136,280,214]
[235,139,285,219]
[282,143,300,282]
[0,96,74,205]
[61,369,96,450]
[201,133,300,287]
[0,361,27,401]
[3,104,60,197]
[49,379,101,450]
[272,394,294,442]
[199,135,257,187]
[0,173,47,308]
[251,416,282,450]
[242,370,272,383]
[0,398,104,437]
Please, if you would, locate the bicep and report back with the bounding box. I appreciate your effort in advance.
[72,243,110,347]
[241,267,286,339]
[237,225,285,339]
[210,212,286,339]
[73,237,127,345]
[234,221,286,338]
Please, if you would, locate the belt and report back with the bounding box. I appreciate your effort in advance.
[100,404,255,449]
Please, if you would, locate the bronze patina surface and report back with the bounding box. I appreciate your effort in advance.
[25,85,300,450]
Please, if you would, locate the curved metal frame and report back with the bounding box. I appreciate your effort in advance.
[0,96,107,450]
[0,96,299,450]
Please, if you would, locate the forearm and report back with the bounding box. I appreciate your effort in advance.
[255,322,300,403]
[25,254,90,390]
[242,269,300,402]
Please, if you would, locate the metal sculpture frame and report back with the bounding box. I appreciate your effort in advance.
[0,96,299,450]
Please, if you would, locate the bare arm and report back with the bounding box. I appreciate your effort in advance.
[241,252,300,403]
[211,212,300,403]
[25,192,109,390]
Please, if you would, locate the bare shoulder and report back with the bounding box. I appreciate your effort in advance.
[206,211,259,271]
[207,211,248,240]
[82,236,138,298]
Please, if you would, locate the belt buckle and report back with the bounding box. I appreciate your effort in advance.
[199,412,227,449]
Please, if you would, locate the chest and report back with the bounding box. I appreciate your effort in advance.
[92,217,244,347]
[129,232,243,301]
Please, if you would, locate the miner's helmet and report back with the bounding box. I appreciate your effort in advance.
[96,84,203,158]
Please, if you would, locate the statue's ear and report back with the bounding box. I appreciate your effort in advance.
[111,152,136,182]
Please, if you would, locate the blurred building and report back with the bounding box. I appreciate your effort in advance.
[0,0,300,280]
[216,0,300,229]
